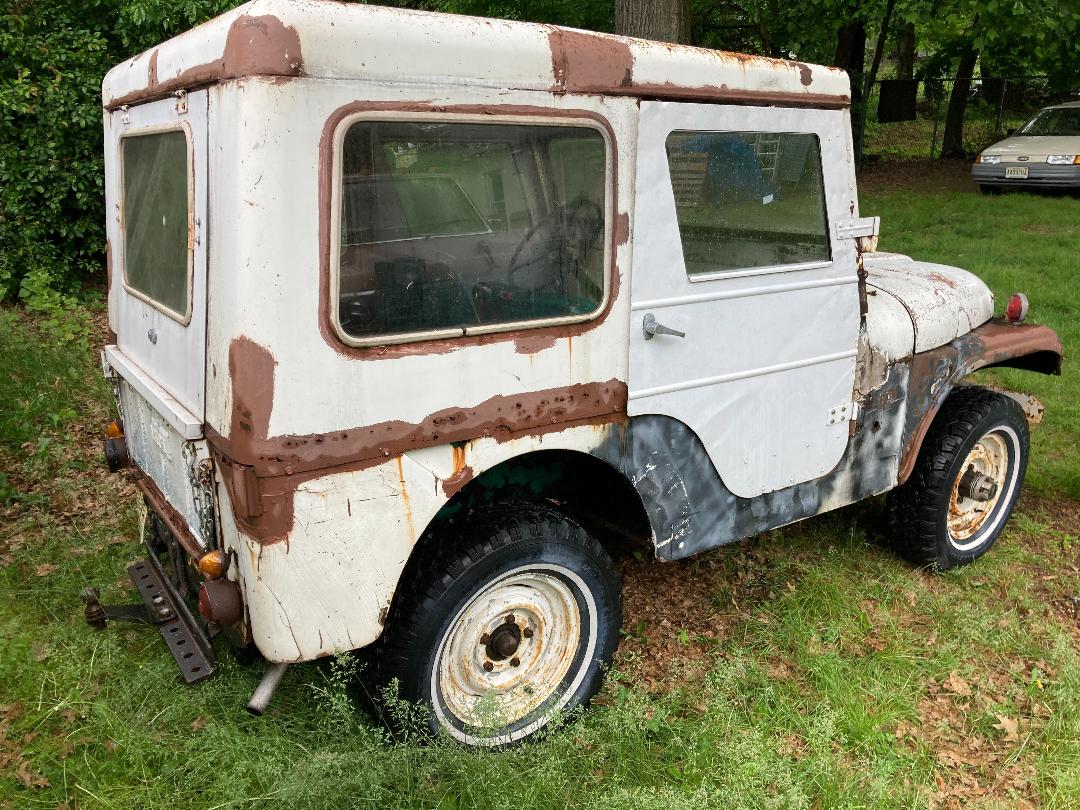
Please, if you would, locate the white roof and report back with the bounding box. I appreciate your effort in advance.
[102,0,850,110]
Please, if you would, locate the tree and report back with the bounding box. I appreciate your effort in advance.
[615,0,691,43]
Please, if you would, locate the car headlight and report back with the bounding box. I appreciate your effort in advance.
[1046,155,1080,165]
[977,154,1002,165]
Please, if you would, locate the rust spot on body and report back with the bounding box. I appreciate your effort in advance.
[106,14,304,109]
[549,29,634,93]
[796,63,813,86]
[514,333,559,354]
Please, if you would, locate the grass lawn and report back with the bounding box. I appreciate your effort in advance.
[2,180,1079,808]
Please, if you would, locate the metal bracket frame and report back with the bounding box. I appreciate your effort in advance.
[836,216,880,240]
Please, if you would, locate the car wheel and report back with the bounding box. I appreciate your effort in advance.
[888,387,1029,571]
[375,501,621,747]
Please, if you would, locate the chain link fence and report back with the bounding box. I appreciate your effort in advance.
[862,77,1078,162]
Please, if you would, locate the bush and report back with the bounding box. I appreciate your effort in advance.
[0,1,238,305]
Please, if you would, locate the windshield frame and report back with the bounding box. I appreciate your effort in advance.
[328,111,613,349]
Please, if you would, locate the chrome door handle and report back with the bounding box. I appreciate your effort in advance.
[642,313,686,340]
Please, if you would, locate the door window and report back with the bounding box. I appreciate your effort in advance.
[335,119,608,345]
[121,129,192,320]
[665,131,830,276]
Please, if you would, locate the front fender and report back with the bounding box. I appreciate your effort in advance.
[897,319,1062,484]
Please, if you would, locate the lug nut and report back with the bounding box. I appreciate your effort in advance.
[504,614,515,625]
[483,661,494,672]
[480,633,489,644]
[522,628,533,639]
[510,657,520,667]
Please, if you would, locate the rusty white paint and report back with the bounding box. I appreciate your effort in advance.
[101,0,848,109]
[204,79,634,438]
[105,92,208,420]
[230,423,610,662]
[864,287,916,361]
[864,252,994,354]
[433,566,586,745]
[627,101,862,499]
[116,378,212,546]
[103,346,202,439]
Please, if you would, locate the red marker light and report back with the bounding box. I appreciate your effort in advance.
[1005,293,1029,323]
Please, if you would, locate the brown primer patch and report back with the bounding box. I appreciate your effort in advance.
[549,29,634,93]
[514,333,559,354]
[796,63,813,86]
[106,14,303,109]
[210,351,627,544]
[316,102,623,362]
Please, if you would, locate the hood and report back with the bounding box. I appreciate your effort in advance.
[982,135,1080,159]
[863,253,995,357]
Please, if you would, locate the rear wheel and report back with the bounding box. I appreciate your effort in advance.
[375,501,621,747]
[888,387,1029,570]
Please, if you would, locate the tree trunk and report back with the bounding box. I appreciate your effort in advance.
[895,21,916,80]
[940,43,979,159]
[835,18,867,162]
[615,0,691,44]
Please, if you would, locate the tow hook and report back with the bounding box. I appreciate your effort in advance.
[103,420,130,472]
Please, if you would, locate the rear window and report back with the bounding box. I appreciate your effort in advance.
[121,129,192,319]
[334,118,608,345]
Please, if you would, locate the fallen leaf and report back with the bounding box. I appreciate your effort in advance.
[34,563,58,577]
[944,671,971,696]
[993,713,1020,743]
[190,715,207,732]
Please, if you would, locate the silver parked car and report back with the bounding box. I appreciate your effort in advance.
[972,101,1080,194]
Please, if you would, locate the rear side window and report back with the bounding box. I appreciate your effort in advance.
[335,119,608,345]
[121,130,192,319]
[665,131,830,277]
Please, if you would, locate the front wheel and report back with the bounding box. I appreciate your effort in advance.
[888,387,1029,570]
[375,502,621,747]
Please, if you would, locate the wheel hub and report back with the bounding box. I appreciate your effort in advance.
[485,618,522,661]
[948,432,1010,541]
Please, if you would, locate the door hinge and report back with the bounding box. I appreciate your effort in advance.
[836,216,880,240]
[827,401,859,426]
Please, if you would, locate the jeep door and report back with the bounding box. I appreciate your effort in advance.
[627,101,862,499]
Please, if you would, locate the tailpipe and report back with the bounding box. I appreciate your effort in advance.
[246,662,289,716]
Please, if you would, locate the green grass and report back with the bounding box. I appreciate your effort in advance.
[2,187,1080,808]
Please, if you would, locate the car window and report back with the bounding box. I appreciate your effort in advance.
[337,120,608,344]
[121,130,192,318]
[1018,108,1080,136]
[664,131,831,276]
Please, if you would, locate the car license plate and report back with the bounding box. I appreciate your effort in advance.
[1005,166,1029,179]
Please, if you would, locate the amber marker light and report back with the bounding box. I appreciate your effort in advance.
[105,420,124,438]
[198,550,228,580]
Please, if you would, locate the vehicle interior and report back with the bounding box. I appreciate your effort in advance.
[336,120,607,341]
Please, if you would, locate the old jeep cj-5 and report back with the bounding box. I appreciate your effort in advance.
[88,0,1063,745]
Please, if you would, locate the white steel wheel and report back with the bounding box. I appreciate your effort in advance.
[375,502,622,747]
[889,387,1029,571]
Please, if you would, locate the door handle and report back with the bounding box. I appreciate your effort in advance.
[642,313,686,340]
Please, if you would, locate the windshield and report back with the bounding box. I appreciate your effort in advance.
[1018,108,1080,136]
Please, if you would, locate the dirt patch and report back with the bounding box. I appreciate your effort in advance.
[858,157,977,195]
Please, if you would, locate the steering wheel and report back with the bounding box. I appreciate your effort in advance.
[506,198,604,293]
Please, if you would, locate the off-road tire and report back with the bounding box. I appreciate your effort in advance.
[888,386,1029,570]
[373,501,621,747]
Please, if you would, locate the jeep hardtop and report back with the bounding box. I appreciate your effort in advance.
[91,0,1063,746]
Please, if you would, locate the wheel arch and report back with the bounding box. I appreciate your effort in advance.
[897,319,1061,485]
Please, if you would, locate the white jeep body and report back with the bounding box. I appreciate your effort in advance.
[100,0,1061,665]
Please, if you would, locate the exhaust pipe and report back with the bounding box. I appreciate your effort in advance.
[246,662,289,716]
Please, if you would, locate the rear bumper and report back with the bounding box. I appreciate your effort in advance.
[972,163,1080,188]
